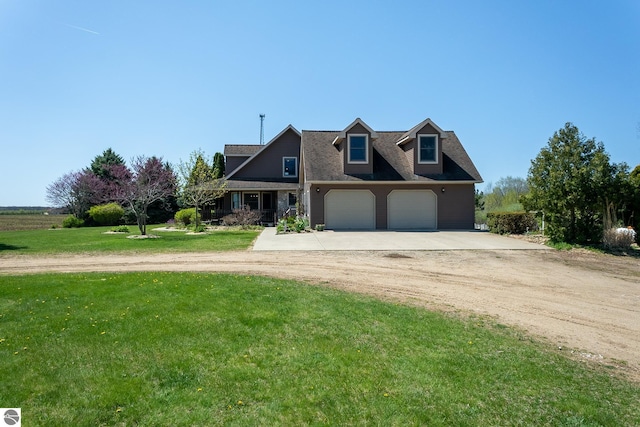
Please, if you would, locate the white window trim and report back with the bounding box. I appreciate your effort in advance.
[347,134,369,164]
[282,157,298,178]
[418,134,439,164]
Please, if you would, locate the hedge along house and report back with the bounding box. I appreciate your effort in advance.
[221,125,302,225]
[300,118,483,230]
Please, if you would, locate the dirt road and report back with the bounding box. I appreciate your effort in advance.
[1,248,639,380]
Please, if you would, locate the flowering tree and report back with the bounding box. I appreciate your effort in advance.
[46,170,106,218]
[109,156,177,235]
[178,150,227,230]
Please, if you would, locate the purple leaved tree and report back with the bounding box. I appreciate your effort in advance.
[109,156,177,235]
[46,170,106,218]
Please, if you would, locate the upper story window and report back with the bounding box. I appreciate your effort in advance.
[418,135,438,164]
[348,134,368,164]
[283,157,298,177]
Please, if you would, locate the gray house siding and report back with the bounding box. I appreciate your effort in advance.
[226,156,250,174]
[230,128,301,181]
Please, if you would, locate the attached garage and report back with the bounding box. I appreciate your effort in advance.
[387,189,437,230]
[324,189,375,230]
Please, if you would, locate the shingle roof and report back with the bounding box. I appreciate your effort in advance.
[225,180,299,190]
[224,145,262,156]
[301,130,482,183]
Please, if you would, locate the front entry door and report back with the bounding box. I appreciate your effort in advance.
[262,193,273,210]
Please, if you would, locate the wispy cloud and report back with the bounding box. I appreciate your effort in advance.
[65,23,100,35]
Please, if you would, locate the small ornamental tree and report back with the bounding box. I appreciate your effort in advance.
[109,156,177,235]
[179,150,227,230]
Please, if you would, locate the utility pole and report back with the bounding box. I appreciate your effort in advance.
[259,114,265,145]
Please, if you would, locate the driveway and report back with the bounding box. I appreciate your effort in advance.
[252,228,550,251]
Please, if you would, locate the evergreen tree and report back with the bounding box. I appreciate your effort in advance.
[522,123,619,243]
[90,148,126,179]
[212,152,225,179]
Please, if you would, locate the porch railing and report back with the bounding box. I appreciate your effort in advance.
[201,208,278,225]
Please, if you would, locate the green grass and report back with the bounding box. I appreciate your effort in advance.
[0,225,260,254]
[0,273,638,426]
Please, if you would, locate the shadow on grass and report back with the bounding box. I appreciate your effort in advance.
[0,243,27,251]
[603,246,640,258]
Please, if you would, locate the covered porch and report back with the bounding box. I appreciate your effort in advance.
[204,181,300,226]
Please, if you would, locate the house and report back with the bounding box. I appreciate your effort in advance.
[220,117,482,230]
[220,125,302,225]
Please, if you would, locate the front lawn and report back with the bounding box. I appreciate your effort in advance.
[0,273,638,425]
[0,225,260,254]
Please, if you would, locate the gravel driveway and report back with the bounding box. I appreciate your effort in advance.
[1,246,638,381]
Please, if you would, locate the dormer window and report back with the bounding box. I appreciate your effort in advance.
[283,157,298,177]
[348,134,368,164]
[418,135,438,164]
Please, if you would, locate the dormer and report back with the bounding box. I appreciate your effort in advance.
[332,118,378,175]
[396,118,444,175]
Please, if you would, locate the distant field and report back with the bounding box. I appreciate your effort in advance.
[0,214,64,231]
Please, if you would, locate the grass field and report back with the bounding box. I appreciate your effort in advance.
[1,272,638,426]
[0,224,260,254]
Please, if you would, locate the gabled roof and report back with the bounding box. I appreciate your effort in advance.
[332,118,379,146]
[396,118,445,146]
[225,125,300,180]
[302,128,482,183]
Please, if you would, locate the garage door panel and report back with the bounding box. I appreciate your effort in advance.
[388,190,436,229]
[325,190,375,230]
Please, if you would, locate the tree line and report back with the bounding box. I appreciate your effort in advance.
[46,148,226,235]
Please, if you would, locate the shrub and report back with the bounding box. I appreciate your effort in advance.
[487,211,537,235]
[294,216,309,232]
[174,208,198,226]
[190,224,207,233]
[602,228,635,250]
[222,206,261,228]
[62,215,84,228]
[110,225,130,233]
[277,216,309,233]
[88,203,124,226]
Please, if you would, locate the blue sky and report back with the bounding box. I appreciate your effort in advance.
[1,1,639,206]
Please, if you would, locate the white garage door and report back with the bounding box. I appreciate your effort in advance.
[324,190,375,230]
[388,190,436,230]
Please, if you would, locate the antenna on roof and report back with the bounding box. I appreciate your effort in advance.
[259,114,265,145]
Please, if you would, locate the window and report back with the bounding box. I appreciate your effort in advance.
[418,135,438,164]
[283,157,298,177]
[231,192,241,209]
[288,192,297,207]
[243,193,259,210]
[348,134,368,164]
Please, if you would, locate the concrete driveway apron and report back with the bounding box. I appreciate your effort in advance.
[252,228,550,251]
